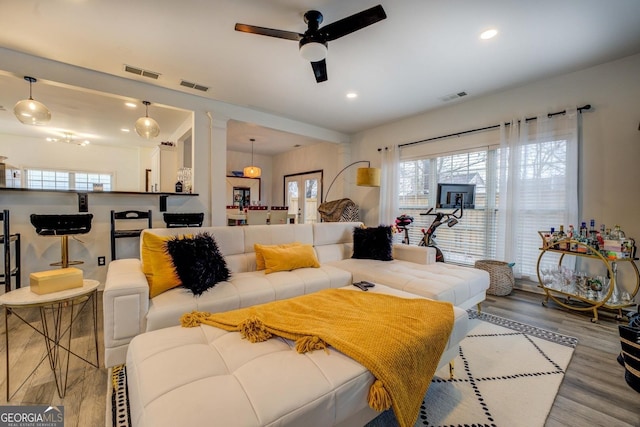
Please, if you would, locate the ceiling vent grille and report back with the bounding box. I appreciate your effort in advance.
[124,64,161,80]
[439,91,468,102]
[180,80,209,92]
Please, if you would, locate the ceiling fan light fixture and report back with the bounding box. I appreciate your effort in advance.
[299,40,328,62]
[14,76,51,126]
[243,138,261,178]
[135,100,160,139]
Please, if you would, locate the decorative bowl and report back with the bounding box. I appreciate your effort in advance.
[231,170,244,177]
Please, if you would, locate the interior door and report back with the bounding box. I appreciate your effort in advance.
[284,171,322,224]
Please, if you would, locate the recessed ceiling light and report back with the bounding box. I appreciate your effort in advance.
[125,102,137,108]
[480,28,498,40]
[346,92,358,99]
[121,128,130,133]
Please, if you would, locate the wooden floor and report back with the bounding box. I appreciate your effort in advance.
[0,289,638,427]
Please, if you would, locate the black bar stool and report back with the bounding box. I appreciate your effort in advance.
[30,214,93,268]
[111,210,152,260]
[0,210,21,293]
[162,212,204,228]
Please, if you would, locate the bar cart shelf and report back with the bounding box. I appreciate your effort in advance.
[536,232,639,323]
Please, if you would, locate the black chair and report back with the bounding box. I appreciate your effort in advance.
[111,210,152,260]
[163,212,204,228]
[30,214,93,269]
[0,210,21,293]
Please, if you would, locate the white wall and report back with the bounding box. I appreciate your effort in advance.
[271,142,342,206]
[349,53,640,244]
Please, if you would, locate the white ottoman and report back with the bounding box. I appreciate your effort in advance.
[126,285,470,427]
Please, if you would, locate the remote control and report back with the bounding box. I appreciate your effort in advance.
[352,282,369,291]
[360,281,376,288]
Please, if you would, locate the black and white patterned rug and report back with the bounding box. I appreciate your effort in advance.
[109,311,578,427]
[367,311,578,427]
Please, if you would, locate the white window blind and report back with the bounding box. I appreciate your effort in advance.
[398,149,499,266]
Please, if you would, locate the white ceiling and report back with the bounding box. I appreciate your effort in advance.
[1,0,640,155]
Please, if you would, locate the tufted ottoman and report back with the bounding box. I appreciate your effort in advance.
[126,285,470,427]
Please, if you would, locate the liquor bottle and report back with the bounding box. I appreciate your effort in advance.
[577,222,588,253]
[589,219,599,252]
[568,225,577,251]
[549,227,557,248]
[557,225,567,250]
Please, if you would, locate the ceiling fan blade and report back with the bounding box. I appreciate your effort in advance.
[311,59,328,83]
[321,4,386,42]
[235,23,303,41]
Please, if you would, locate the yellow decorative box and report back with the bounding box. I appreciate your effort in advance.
[30,268,84,295]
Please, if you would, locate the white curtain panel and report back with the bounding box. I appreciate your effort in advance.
[497,108,578,277]
[379,145,400,226]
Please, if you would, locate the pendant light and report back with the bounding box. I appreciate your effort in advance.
[135,100,160,139]
[14,76,51,125]
[243,138,261,178]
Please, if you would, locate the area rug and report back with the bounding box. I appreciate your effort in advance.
[107,311,578,427]
[367,311,578,427]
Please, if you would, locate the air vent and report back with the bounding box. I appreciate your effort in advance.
[439,91,468,102]
[124,64,161,80]
[0,105,5,111]
[180,80,209,92]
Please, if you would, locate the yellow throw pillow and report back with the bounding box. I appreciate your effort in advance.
[254,242,301,270]
[261,243,320,274]
[141,233,188,298]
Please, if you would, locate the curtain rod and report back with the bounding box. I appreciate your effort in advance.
[397,104,591,149]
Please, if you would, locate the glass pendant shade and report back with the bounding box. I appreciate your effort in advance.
[14,76,51,125]
[135,101,160,139]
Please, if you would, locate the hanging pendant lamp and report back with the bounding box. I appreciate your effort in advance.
[243,138,261,178]
[14,76,51,125]
[135,100,160,139]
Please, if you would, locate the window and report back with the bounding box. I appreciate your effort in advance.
[398,113,577,279]
[399,149,498,265]
[74,172,112,191]
[25,168,113,191]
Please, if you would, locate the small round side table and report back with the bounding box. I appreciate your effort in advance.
[0,279,100,400]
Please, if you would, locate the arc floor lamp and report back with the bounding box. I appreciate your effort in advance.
[323,160,381,202]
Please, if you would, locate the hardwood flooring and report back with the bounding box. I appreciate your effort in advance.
[0,289,638,427]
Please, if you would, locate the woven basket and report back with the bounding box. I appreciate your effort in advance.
[474,260,514,296]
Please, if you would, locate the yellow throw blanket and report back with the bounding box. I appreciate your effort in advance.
[180,288,453,427]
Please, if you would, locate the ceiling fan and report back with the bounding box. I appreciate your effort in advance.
[235,4,387,83]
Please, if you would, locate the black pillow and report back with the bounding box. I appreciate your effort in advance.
[352,226,393,261]
[166,232,230,296]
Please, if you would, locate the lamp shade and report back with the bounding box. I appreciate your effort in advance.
[14,76,51,126]
[135,101,160,139]
[135,116,160,139]
[14,99,51,125]
[356,167,381,187]
[243,165,261,178]
[243,138,261,178]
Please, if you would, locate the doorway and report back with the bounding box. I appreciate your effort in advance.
[284,170,323,224]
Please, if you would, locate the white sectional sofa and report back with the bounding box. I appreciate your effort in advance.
[103,221,490,368]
